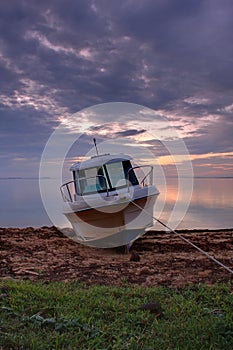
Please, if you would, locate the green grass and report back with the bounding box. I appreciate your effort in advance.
[1,280,233,349]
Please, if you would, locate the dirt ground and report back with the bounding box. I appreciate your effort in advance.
[1,226,233,287]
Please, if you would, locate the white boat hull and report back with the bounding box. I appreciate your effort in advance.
[63,191,158,248]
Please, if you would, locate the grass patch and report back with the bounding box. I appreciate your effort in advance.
[0,280,233,349]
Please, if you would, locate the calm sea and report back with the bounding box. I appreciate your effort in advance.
[0,177,232,230]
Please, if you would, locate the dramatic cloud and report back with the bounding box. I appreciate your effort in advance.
[1,0,233,176]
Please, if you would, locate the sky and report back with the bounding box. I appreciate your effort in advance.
[1,0,233,178]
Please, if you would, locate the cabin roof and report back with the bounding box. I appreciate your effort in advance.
[70,153,132,171]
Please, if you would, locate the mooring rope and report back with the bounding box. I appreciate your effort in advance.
[131,200,233,275]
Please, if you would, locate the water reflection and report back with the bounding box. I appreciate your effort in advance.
[0,178,232,229]
[155,178,233,230]
[0,179,51,228]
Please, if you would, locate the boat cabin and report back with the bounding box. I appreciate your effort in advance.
[70,154,139,196]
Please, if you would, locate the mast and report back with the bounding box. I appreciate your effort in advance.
[93,138,99,156]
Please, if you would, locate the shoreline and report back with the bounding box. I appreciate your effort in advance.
[1,226,233,287]
[1,226,233,232]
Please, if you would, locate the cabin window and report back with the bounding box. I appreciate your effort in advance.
[105,162,126,188]
[78,167,107,194]
[77,160,139,195]
[122,160,139,186]
[105,160,139,189]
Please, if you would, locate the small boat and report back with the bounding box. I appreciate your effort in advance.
[60,142,159,248]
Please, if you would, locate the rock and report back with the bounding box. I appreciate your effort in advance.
[139,301,163,318]
[129,251,140,262]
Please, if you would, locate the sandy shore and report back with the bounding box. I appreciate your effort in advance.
[1,226,233,287]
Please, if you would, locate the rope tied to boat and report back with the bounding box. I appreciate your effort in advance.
[131,200,233,275]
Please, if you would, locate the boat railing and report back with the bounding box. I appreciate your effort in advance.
[127,165,153,192]
[60,175,109,202]
[60,180,74,202]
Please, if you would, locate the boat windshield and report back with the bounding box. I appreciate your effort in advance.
[77,160,138,195]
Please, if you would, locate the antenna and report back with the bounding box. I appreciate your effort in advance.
[93,138,99,156]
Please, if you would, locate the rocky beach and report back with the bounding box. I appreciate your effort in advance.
[1,227,233,287]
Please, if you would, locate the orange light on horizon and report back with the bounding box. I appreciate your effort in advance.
[157,151,233,166]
